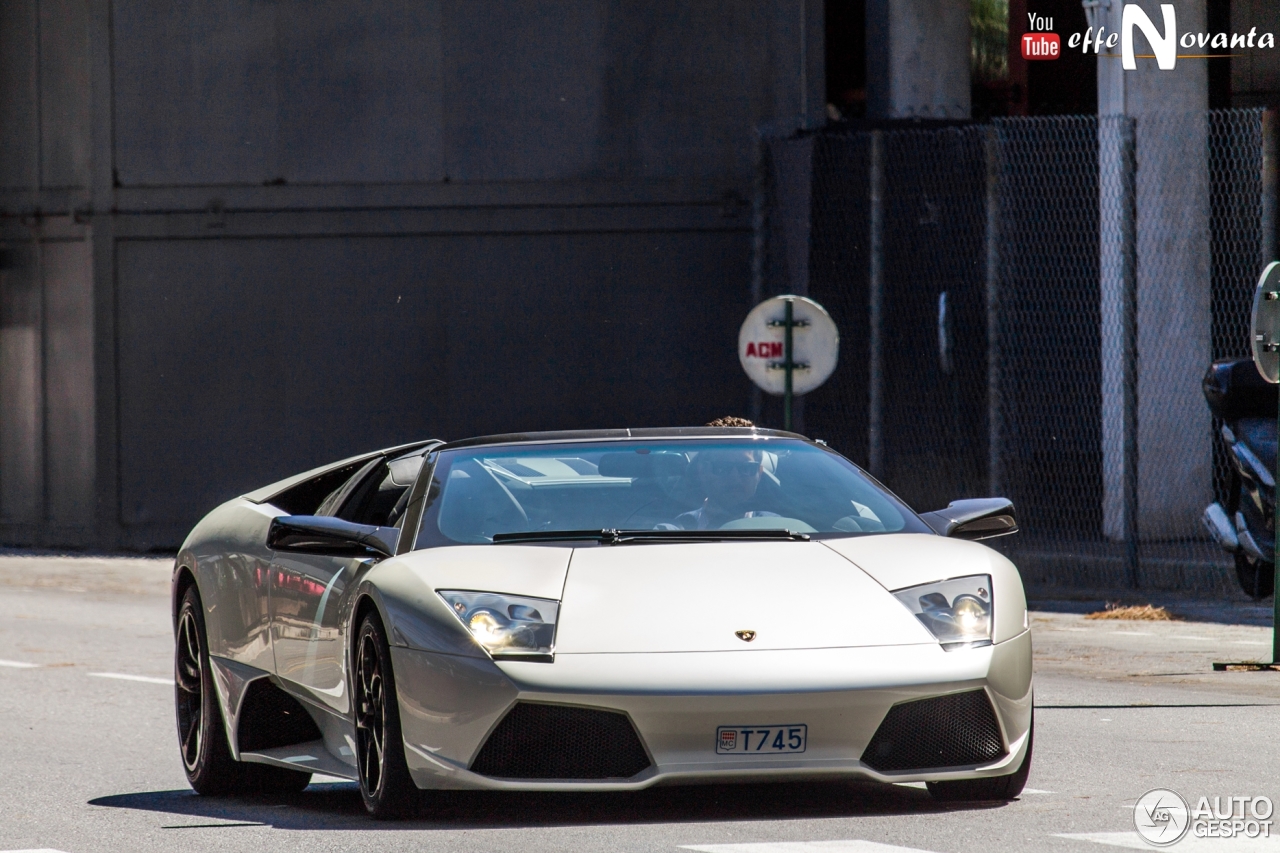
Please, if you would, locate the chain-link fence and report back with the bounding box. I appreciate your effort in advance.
[757,108,1272,596]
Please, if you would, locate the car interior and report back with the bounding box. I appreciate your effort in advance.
[425,443,908,544]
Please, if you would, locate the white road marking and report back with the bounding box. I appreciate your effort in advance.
[1023,788,1055,794]
[681,842,941,853]
[88,672,172,685]
[0,659,39,668]
[1109,631,1152,636]
[1169,635,1215,641]
[1056,831,1280,849]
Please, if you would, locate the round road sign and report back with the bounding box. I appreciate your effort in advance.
[738,295,839,396]
[1251,261,1280,384]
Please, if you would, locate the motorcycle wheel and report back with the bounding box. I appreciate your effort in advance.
[1226,468,1274,600]
[1234,552,1274,600]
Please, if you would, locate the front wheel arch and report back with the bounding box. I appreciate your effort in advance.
[349,593,385,677]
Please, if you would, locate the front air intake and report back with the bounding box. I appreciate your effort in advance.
[861,689,1006,772]
[470,702,652,780]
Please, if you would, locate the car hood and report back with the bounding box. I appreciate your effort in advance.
[553,541,935,654]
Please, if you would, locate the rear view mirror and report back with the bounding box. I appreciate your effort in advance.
[919,498,1018,540]
[597,451,687,478]
[267,515,398,558]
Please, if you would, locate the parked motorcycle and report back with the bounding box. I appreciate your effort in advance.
[1202,357,1277,599]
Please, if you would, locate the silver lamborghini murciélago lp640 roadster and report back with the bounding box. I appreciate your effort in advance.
[172,427,1032,818]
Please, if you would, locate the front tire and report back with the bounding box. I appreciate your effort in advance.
[927,714,1033,802]
[354,612,417,818]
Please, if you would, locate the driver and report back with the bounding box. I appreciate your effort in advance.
[672,448,779,530]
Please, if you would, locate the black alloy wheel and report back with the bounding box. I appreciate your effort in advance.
[927,713,1034,802]
[174,585,241,795]
[175,603,204,770]
[354,612,417,818]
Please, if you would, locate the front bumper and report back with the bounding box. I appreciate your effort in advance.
[392,630,1033,791]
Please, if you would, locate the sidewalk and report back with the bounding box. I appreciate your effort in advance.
[1028,586,1274,626]
[0,549,172,598]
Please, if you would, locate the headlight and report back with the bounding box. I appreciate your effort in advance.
[437,591,559,659]
[892,574,993,650]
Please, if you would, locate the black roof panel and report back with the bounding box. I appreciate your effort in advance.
[437,427,808,451]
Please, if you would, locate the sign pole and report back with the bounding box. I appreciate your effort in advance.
[784,298,794,430]
[1266,111,1279,664]
[766,297,808,431]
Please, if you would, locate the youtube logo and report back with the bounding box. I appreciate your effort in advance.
[1022,32,1061,59]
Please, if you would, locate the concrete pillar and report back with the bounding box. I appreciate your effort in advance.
[866,0,971,119]
[1098,0,1211,541]
[43,237,95,532]
[0,244,42,528]
[0,232,96,536]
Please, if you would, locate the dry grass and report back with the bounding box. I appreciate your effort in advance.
[1084,603,1177,621]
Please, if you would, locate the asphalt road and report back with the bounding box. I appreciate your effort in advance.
[2,552,1279,853]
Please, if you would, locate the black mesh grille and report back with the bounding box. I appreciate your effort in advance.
[237,680,322,753]
[861,690,1005,772]
[470,702,652,780]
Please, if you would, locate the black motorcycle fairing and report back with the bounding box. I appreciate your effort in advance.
[1204,358,1279,421]
[1202,356,1278,598]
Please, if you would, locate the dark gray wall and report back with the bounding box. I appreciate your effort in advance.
[0,0,824,549]
[115,231,750,540]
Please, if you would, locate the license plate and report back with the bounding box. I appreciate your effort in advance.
[716,724,807,754]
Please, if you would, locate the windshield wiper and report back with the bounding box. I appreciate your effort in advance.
[492,528,810,545]
[609,529,810,543]
[492,530,616,544]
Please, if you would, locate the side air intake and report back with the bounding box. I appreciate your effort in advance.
[470,702,652,780]
[861,690,1006,772]
[236,679,322,753]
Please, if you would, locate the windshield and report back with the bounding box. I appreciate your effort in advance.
[414,438,929,547]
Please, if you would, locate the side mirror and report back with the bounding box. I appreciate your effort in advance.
[267,515,398,558]
[919,498,1018,540]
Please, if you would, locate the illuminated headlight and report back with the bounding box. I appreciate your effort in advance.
[438,591,559,659]
[892,574,993,650]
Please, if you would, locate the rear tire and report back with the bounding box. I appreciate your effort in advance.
[1227,473,1274,600]
[1234,552,1274,600]
[176,584,312,796]
[175,585,242,795]
[927,714,1033,802]
[354,612,417,819]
